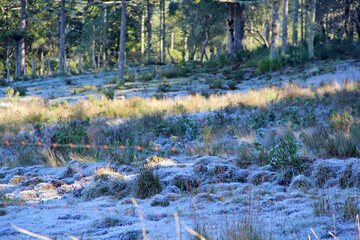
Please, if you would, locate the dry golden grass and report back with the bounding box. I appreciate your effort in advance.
[0,82,357,135]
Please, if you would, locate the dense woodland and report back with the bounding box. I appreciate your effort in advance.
[0,0,360,83]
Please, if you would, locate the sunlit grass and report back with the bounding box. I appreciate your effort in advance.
[0,81,358,135]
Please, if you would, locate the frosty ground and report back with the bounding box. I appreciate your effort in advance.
[0,60,360,240]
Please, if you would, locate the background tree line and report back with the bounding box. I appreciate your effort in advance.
[0,0,359,82]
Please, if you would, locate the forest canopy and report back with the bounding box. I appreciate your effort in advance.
[0,0,359,81]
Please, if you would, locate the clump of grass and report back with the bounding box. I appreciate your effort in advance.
[221,216,272,240]
[39,148,65,168]
[82,168,127,200]
[133,169,162,199]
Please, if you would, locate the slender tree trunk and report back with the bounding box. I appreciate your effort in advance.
[103,7,107,69]
[162,0,166,63]
[270,0,281,59]
[92,49,97,70]
[265,0,271,44]
[159,0,163,63]
[182,31,187,61]
[234,3,246,51]
[300,0,304,42]
[48,58,53,76]
[59,0,65,73]
[292,0,299,45]
[79,54,83,73]
[146,0,153,63]
[200,18,211,62]
[282,0,289,54]
[6,49,10,81]
[118,0,127,85]
[304,2,309,42]
[31,58,35,76]
[41,52,45,76]
[18,0,26,77]
[227,4,235,54]
[97,53,100,69]
[171,32,174,50]
[141,9,145,62]
[308,0,316,59]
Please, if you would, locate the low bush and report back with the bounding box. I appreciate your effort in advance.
[102,87,115,100]
[133,169,162,199]
[266,130,301,170]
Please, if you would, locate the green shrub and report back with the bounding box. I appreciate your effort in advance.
[208,78,222,89]
[139,72,153,82]
[325,134,359,158]
[134,169,162,199]
[227,81,237,90]
[161,67,187,79]
[267,130,301,169]
[157,83,172,92]
[0,79,9,87]
[102,87,115,100]
[51,120,89,145]
[13,86,27,96]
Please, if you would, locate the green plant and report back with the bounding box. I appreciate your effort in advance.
[157,83,172,92]
[0,210,7,216]
[227,81,237,90]
[139,72,153,82]
[208,78,222,89]
[134,169,162,199]
[267,130,301,170]
[102,87,115,100]
[65,78,72,85]
[51,120,89,145]
[343,194,359,220]
[13,86,27,96]
[0,79,9,87]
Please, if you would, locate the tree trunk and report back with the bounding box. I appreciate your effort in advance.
[304,2,308,42]
[265,0,270,44]
[59,0,66,73]
[118,0,127,85]
[103,7,107,69]
[292,0,299,45]
[79,54,83,73]
[234,3,246,51]
[308,0,316,59]
[6,49,10,81]
[97,53,100,69]
[344,0,352,40]
[227,4,235,54]
[41,52,45,76]
[18,0,26,77]
[141,8,145,62]
[182,31,187,61]
[300,0,304,42]
[282,0,289,54]
[92,49,97,71]
[270,0,280,59]
[159,0,163,63]
[48,58,53,76]
[162,0,166,63]
[171,32,174,50]
[146,0,153,63]
[200,18,211,62]
[31,58,35,76]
